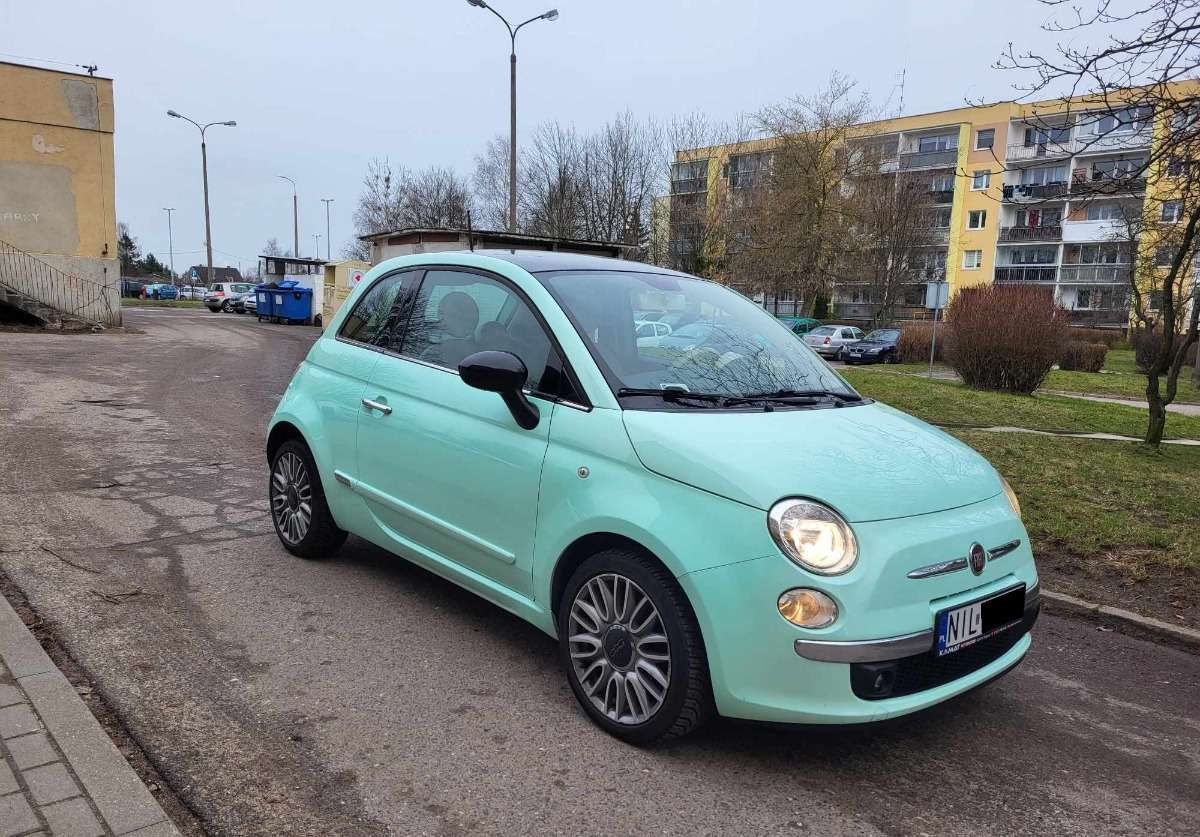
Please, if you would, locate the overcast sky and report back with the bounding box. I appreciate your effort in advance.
[2,0,1123,274]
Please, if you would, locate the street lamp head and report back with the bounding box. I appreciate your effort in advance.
[167,110,181,118]
[221,120,237,127]
[466,0,487,7]
[542,8,559,20]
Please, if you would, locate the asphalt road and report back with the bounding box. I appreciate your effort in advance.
[0,307,1197,836]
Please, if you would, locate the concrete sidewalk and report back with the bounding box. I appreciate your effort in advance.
[0,593,178,837]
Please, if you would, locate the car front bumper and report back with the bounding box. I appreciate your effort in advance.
[678,494,1038,724]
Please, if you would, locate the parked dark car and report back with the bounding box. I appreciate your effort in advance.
[843,328,902,365]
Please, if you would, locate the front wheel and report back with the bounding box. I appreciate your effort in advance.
[269,440,347,559]
[559,549,713,745]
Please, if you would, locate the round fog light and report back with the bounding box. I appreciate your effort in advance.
[777,588,838,628]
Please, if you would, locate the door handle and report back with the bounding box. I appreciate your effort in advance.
[361,398,392,415]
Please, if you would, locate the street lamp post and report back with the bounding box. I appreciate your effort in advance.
[278,175,299,257]
[321,198,334,261]
[162,207,175,283]
[465,0,559,232]
[313,234,322,259]
[166,111,236,290]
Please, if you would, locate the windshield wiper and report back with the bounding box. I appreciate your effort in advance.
[616,387,728,406]
[729,388,863,406]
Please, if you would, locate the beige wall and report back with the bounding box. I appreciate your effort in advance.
[0,62,118,324]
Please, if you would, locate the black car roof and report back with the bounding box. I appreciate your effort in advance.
[471,249,694,278]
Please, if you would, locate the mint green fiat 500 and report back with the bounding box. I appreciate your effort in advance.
[267,251,1038,744]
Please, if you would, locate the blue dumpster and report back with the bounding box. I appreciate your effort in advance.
[275,281,314,325]
[254,283,275,321]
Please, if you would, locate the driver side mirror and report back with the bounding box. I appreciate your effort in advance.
[459,351,541,430]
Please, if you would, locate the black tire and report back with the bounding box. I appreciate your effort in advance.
[268,439,347,560]
[558,549,714,745]
[221,300,232,312]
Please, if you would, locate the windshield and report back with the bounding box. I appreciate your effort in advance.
[232,284,253,293]
[539,270,857,404]
[865,329,900,342]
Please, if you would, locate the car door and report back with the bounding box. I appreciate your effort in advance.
[354,267,580,598]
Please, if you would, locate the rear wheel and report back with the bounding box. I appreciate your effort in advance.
[559,549,713,745]
[269,440,346,559]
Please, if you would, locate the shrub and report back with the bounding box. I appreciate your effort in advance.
[945,285,1070,394]
[896,322,953,363]
[1059,341,1109,373]
[1069,327,1127,348]
[1132,327,1199,370]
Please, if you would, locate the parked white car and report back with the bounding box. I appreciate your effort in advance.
[634,319,673,347]
[803,324,865,359]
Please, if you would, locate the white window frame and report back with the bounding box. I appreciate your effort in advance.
[963,250,983,269]
[1161,200,1183,222]
[971,170,990,190]
[974,128,995,151]
[967,210,987,230]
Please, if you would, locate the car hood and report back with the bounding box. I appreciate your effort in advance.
[621,402,1001,522]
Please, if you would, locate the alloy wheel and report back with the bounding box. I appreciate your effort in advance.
[568,573,671,725]
[271,451,312,545]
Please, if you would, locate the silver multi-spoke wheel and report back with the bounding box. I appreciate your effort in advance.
[271,451,312,545]
[568,573,671,726]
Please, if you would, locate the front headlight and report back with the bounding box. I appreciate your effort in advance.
[1000,475,1022,519]
[768,499,858,575]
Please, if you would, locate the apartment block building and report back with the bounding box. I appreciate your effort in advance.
[668,93,1176,328]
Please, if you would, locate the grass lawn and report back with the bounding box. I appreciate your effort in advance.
[121,298,205,308]
[952,430,1200,574]
[870,349,1200,404]
[1044,349,1200,404]
[840,367,1200,440]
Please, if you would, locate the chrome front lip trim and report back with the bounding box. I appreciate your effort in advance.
[796,581,1040,663]
[907,539,1024,579]
[794,630,934,663]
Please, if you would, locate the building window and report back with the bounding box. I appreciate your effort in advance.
[1008,246,1057,265]
[727,152,770,189]
[1021,165,1068,185]
[1167,157,1190,177]
[1022,125,1071,146]
[670,159,709,194]
[1085,202,1126,221]
[1155,246,1176,267]
[1162,200,1183,222]
[1066,243,1124,265]
[1091,157,1146,181]
[971,170,989,190]
[918,134,958,153]
[1016,208,1062,227]
[930,173,954,192]
[975,129,995,150]
[967,210,986,229]
[963,250,983,269]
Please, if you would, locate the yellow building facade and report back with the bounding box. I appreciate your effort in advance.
[0,61,119,325]
[671,92,1179,328]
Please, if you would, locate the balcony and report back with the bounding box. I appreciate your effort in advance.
[1072,130,1152,156]
[994,266,1058,283]
[921,227,951,245]
[928,189,954,204]
[1069,174,1147,196]
[1061,218,1128,243]
[898,149,958,170]
[1006,141,1073,162]
[998,225,1062,242]
[1057,264,1132,284]
[1002,182,1069,201]
[1069,308,1130,327]
[669,178,707,196]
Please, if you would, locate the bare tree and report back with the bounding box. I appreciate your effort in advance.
[400,166,473,228]
[472,135,512,230]
[839,167,940,328]
[576,112,664,253]
[662,111,751,279]
[520,122,587,239]
[351,157,405,240]
[263,238,285,257]
[730,74,873,311]
[998,0,1200,446]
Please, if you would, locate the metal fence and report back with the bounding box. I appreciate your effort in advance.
[0,238,118,328]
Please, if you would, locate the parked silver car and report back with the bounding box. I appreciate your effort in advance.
[204,282,255,313]
[802,324,865,359]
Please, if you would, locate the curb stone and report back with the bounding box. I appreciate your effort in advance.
[0,590,179,836]
[1042,589,1200,653]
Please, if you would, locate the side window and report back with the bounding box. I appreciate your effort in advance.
[339,270,419,347]
[401,269,575,399]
